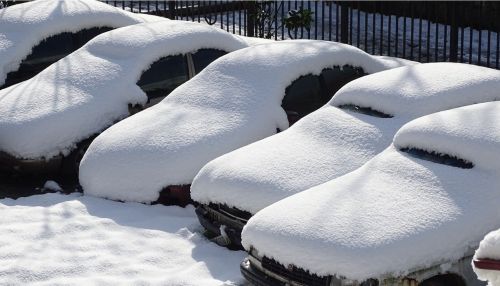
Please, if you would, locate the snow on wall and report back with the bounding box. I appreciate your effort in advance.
[0,0,165,86]
[242,102,500,282]
[331,62,500,118]
[79,40,407,203]
[191,62,500,215]
[474,229,500,286]
[0,20,248,160]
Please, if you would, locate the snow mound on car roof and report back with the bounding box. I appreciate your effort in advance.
[0,20,248,159]
[79,40,408,203]
[242,101,500,281]
[331,62,500,118]
[395,102,500,171]
[191,63,500,214]
[0,0,163,86]
[474,229,500,286]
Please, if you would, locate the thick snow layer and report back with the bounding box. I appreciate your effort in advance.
[0,193,245,285]
[0,20,248,160]
[191,63,500,214]
[474,229,500,286]
[0,0,164,86]
[43,180,62,192]
[80,40,408,203]
[242,101,500,281]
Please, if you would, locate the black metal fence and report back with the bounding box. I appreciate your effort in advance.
[2,1,499,69]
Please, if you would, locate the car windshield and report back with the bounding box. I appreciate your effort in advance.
[192,49,227,74]
[401,147,474,169]
[337,104,393,118]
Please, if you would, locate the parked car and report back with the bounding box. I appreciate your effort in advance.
[191,62,500,248]
[473,229,500,286]
[0,0,163,89]
[240,101,500,286]
[79,40,411,206]
[0,20,250,176]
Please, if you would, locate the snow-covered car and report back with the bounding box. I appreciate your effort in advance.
[0,0,163,89]
[240,101,500,286]
[0,20,250,176]
[79,40,411,206]
[473,229,500,286]
[191,62,500,248]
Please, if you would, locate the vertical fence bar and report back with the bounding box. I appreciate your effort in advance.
[328,1,332,41]
[402,7,406,58]
[371,6,375,54]
[443,8,448,61]
[477,3,482,65]
[315,1,318,40]
[336,2,339,42]
[410,2,414,60]
[307,1,311,39]
[274,1,278,40]
[427,4,432,62]
[388,11,391,56]
[321,1,325,40]
[380,4,383,55]
[449,2,458,62]
[418,9,422,62]
[435,11,439,62]
[496,32,499,68]
[226,1,230,32]
[349,3,353,44]
[340,2,348,43]
[356,3,360,47]
[246,1,255,37]
[487,30,491,67]
[395,14,399,57]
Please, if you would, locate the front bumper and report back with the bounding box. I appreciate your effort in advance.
[0,151,62,175]
[195,204,251,249]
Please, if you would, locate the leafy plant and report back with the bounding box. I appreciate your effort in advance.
[283,7,314,39]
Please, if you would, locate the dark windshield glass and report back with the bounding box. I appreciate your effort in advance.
[2,26,113,88]
[337,104,393,118]
[192,49,227,74]
[282,74,323,125]
[320,65,365,104]
[137,54,189,103]
[401,147,474,169]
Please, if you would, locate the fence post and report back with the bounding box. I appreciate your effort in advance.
[340,2,349,43]
[246,1,256,37]
[449,2,459,62]
[168,1,176,19]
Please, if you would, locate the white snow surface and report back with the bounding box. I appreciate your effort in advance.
[0,193,245,285]
[242,101,500,281]
[0,0,164,86]
[80,40,409,203]
[43,180,62,192]
[0,20,248,160]
[191,63,500,214]
[474,229,500,286]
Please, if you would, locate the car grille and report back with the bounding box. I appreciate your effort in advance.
[207,203,252,223]
[261,256,330,286]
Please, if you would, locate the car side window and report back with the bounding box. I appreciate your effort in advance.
[2,27,113,88]
[136,55,189,104]
[319,65,365,104]
[191,49,227,74]
[281,74,323,125]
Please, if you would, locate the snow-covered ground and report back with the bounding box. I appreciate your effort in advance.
[0,193,246,285]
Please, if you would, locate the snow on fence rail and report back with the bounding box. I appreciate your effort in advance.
[2,1,499,69]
